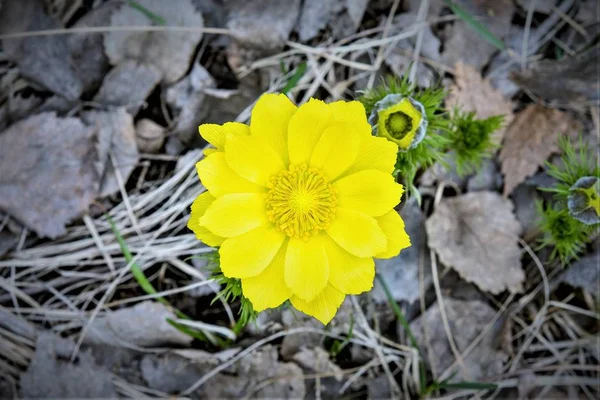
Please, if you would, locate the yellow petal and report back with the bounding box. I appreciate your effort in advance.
[342,135,398,177]
[290,284,345,325]
[328,100,371,135]
[200,193,267,237]
[333,170,403,217]
[375,210,411,259]
[199,122,250,150]
[324,235,375,295]
[284,235,329,301]
[196,152,264,197]
[326,208,387,257]
[310,123,360,181]
[288,98,332,165]
[250,93,297,164]
[242,243,292,312]
[225,134,285,187]
[220,224,285,279]
[187,192,224,247]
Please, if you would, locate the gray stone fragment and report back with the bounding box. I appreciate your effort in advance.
[467,159,503,192]
[19,332,117,398]
[85,301,193,348]
[558,250,600,296]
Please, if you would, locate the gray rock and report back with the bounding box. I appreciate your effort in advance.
[135,119,165,154]
[227,0,301,50]
[0,0,83,100]
[419,151,468,188]
[558,250,600,295]
[467,159,503,192]
[511,183,540,241]
[85,301,193,348]
[94,61,162,114]
[372,199,432,304]
[19,332,117,398]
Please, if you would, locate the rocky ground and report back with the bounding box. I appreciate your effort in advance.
[0,0,598,398]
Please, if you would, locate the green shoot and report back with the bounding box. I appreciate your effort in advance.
[128,0,166,25]
[107,216,217,343]
[282,61,307,95]
[445,1,505,50]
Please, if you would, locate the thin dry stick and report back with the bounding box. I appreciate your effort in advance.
[351,297,402,398]
[0,25,230,40]
[366,0,401,89]
[408,0,429,83]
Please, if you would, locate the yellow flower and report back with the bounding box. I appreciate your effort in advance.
[188,94,411,324]
[368,94,427,150]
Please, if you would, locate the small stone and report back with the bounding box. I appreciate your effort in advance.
[135,119,165,154]
[467,159,503,192]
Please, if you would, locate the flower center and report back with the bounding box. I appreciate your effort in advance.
[266,164,337,240]
[385,111,413,140]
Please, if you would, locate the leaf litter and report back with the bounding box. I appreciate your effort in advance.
[499,104,581,196]
[426,191,525,294]
[1,0,599,398]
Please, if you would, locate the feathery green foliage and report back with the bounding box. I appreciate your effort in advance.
[448,110,504,176]
[205,251,257,333]
[543,135,600,200]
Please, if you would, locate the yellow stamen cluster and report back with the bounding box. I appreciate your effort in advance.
[266,164,337,240]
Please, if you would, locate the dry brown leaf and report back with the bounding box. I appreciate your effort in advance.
[0,112,98,238]
[446,62,514,143]
[425,191,524,294]
[499,104,580,196]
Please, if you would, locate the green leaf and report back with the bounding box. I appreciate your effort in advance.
[446,1,505,50]
[281,61,307,95]
[128,0,166,25]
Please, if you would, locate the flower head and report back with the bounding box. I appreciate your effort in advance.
[368,93,428,151]
[188,94,410,324]
[568,176,600,225]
